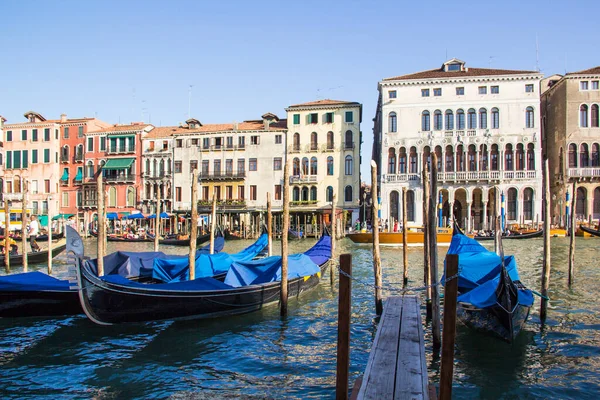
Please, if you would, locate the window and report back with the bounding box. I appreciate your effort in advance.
[275,134,282,144]
[327,156,334,175]
[64,127,69,139]
[174,161,182,173]
[44,128,50,141]
[44,149,50,163]
[214,160,221,175]
[421,89,430,97]
[32,129,38,141]
[491,108,500,129]
[422,111,430,131]
[250,135,259,145]
[344,185,353,202]
[326,131,334,149]
[326,186,333,202]
[456,109,465,130]
[581,104,589,127]
[202,186,209,200]
[215,186,222,200]
[127,186,135,206]
[345,111,353,123]
[526,107,535,128]
[31,180,38,194]
[78,126,84,137]
[226,185,233,200]
[345,155,353,175]
[525,84,534,93]
[433,88,442,96]
[238,185,245,200]
[273,157,282,170]
[310,186,317,201]
[456,87,464,95]
[249,158,257,171]
[389,112,397,132]
[175,187,182,202]
[389,90,397,99]
[479,108,488,129]
[250,185,257,200]
[345,130,353,149]
[310,157,317,175]
[591,104,599,127]
[325,112,334,123]
[238,136,245,148]
[478,86,487,95]
[4,151,10,168]
[434,110,443,131]
[32,149,38,164]
[86,161,94,178]
[55,129,59,139]
[238,159,245,173]
[176,139,183,148]
[190,160,198,172]
[491,86,499,94]
[445,110,454,130]
[447,63,461,71]
[100,136,106,151]
[6,131,12,141]
[581,81,589,90]
[44,179,50,194]
[309,113,318,124]
[293,114,300,125]
[21,130,27,140]
[87,137,94,151]
[593,81,599,90]
[13,151,21,169]
[301,157,309,175]
[292,187,300,202]
[388,148,396,174]
[507,188,517,220]
[274,184,282,200]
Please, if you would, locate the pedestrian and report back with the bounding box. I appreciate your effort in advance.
[393,221,399,232]
[29,215,41,252]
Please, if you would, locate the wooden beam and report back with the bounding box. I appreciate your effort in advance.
[429,153,441,350]
[280,162,290,317]
[423,156,431,318]
[189,170,198,280]
[439,254,459,400]
[371,160,383,316]
[402,186,408,287]
[336,254,352,400]
[4,199,10,272]
[96,173,105,276]
[568,180,577,286]
[267,192,273,257]
[154,188,161,252]
[210,189,217,254]
[331,193,336,285]
[21,180,28,272]
[541,158,551,321]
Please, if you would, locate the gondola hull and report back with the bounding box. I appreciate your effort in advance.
[10,232,65,242]
[457,302,531,342]
[107,236,153,242]
[0,290,80,318]
[474,229,543,241]
[76,258,329,325]
[0,244,67,266]
[579,226,600,237]
[159,233,210,246]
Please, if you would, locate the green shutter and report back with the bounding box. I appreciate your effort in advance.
[32,149,38,164]
[64,127,69,138]
[345,111,353,122]
[13,151,21,169]
[22,150,28,168]
[6,151,11,168]
[44,149,50,163]
[78,126,84,137]
[22,130,27,140]
[32,129,38,141]
[44,128,50,141]
[6,131,12,141]
[293,114,300,125]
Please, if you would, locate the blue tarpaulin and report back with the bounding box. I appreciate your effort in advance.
[147,212,170,219]
[106,212,119,220]
[126,213,145,219]
[0,271,71,292]
[224,253,319,287]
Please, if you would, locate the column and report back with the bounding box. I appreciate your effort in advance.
[467,202,472,232]
[482,201,488,231]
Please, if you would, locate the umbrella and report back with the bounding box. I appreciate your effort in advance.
[106,212,119,220]
[146,212,170,219]
[126,213,146,219]
[52,213,74,221]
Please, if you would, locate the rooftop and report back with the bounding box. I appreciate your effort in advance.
[287,99,360,108]
[566,66,600,76]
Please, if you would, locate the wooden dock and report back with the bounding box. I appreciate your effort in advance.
[355,295,430,400]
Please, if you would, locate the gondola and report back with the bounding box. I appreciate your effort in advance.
[474,229,543,241]
[0,242,67,267]
[107,235,154,242]
[73,230,331,325]
[288,228,303,239]
[446,226,533,342]
[579,226,600,237]
[159,233,210,246]
[9,232,65,242]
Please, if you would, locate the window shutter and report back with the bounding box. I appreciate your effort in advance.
[6,151,12,168]
[22,150,28,168]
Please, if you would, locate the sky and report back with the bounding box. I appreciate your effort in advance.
[1,0,599,182]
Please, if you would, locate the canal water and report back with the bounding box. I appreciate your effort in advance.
[0,236,599,399]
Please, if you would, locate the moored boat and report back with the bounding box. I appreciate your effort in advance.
[0,242,67,267]
[474,229,543,241]
[347,227,459,246]
[579,226,600,237]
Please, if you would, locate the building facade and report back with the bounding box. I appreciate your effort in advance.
[375,59,543,230]
[542,66,600,224]
[140,125,174,214]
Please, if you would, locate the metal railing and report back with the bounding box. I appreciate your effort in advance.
[567,167,600,178]
[198,171,246,180]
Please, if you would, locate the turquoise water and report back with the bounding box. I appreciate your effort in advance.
[0,237,599,399]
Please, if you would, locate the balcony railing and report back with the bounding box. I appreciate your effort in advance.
[81,199,97,208]
[322,144,335,152]
[288,144,302,153]
[290,175,318,184]
[567,168,600,178]
[344,142,355,150]
[3,193,24,201]
[105,174,136,183]
[198,171,246,180]
[60,154,69,163]
[383,170,537,183]
[143,172,171,179]
[74,153,84,162]
[107,147,135,155]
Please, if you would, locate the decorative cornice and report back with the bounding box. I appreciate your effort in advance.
[379,74,543,88]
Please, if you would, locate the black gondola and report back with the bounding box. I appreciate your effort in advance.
[474,229,543,241]
[107,235,153,243]
[73,230,331,325]
[0,243,67,266]
[580,226,600,237]
[159,233,210,246]
[10,232,65,242]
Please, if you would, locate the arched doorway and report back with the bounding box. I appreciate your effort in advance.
[576,187,587,219]
[454,188,467,227]
[389,191,399,223]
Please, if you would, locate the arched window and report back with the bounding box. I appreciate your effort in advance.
[153,159,158,177]
[127,186,135,206]
[580,105,589,127]
[62,145,69,162]
[13,177,21,193]
[398,147,407,173]
[108,187,117,207]
[527,143,535,170]
[456,144,465,171]
[507,188,517,220]
[434,110,443,131]
[310,156,318,175]
[388,148,396,174]
[467,108,476,129]
[167,158,172,174]
[409,147,418,173]
[310,186,317,201]
[390,191,399,222]
[523,188,534,220]
[99,160,106,175]
[505,144,514,171]
[516,144,525,170]
[310,132,318,151]
[479,108,488,129]
[293,157,300,175]
[86,161,94,178]
[434,146,443,171]
[592,143,600,167]
[344,185,353,202]
[480,144,488,171]
[159,159,165,176]
[526,106,535,128]
[568,143,577,168]
[491,144,499,170]
[326,186,333,202]
[327,156,334,175]
[293,187,300,201]
[421,111,430,131]
[406,190,415,221]
[293,132,301,151]
[456,109,465,130]
[445,145,454,172]
[327,131,334,150]
[146,159,151,175]
[301,186,309,201]
[345,155,353,175]
[468,144,476,171]
[580,143,590,167]
[445,109,454,130]
[592,104,600,128]
[301,157,309,175]
[491,107,500,129]
[594,187,600,219]
[576,187,587,218]
[389,112,397,133]
[345,130,353,149]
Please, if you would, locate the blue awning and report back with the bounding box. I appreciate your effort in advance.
[146,212,170,219]
[106,212,119,220]
[74,169,82,181]
[60,169,69,181]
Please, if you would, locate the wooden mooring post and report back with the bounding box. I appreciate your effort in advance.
[210,190,217,254]
[402,186,408,287]
[336,254,352,400]
[188,170,198,280]
[568,180,577,286]
[541,159,551,320]
[96,173,105,276]
[4,199,10,272]
[280,163,290,317]
[267,192,273,257]
[429,153,441,350]
[47,195,53,275]
[21,181,28,272]
[422,157,431,318]
[371,160,383,316]
[331,193,337,285]
[439,254,459,400]
[154,189,161,252]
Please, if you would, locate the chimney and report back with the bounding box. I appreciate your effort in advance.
[60,114,67,123]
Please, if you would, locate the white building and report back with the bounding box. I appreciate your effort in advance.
[375,59,543,230]
[140,126,174,214]
[285,99,362,226]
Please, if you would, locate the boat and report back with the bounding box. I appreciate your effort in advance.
[10,232,65,242]
[0,242,67,267]
[347,226,459,246]
[579,226,600,237]
[107,234,153,243]
[446,227,534,342]
[550,228,567,237]
[474,229,543,241]
[159,233,210,246]
[288,229,303,239]
[73,231,331,325]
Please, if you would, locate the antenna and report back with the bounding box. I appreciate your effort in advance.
[535,33,540,72]
[188,85,194,119]
[564,53,568,74]
[488,56,495,68]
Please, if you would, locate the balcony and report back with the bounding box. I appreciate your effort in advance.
[81,199,97,208]
[290,175,318,184]
[105,174,136,183]
[382,170,537,184]
[382,174,421,183]
[107,147,135,155]
[3,193,24,201]
[74,153,84,163]
[288,144,302,153]
[309,143,319,152]
[197,199,247,210]
[60,154,69,163]
[198,171,246,181]
[344,142,355,150]
[143,172,171,180]
[322,144,335,152]
[567,168,600,179]
[290,200,318,206]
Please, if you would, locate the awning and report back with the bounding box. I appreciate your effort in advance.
[103,158,135,170]
[106,212,119,220]
[74,169,83,181]
[146,212,170,219]
[38,215,49,227]
[60,170,69,181]
[52,213,74,220]
[108,135,135,139]
[126,213,145,219]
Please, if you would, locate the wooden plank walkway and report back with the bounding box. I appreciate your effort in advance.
[355,295,429,400]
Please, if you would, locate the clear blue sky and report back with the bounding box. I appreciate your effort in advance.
[1,0,598,182]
